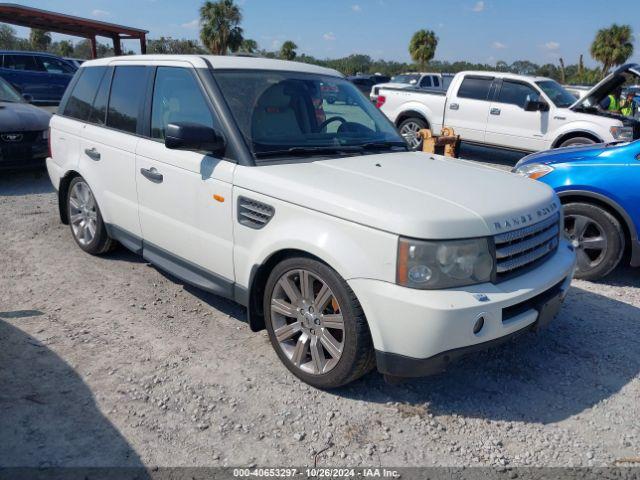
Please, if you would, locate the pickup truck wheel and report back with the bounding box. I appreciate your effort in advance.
[564,203,624,281]
[398,118,427,150]
[559,136,596,148]
[264,257,375,388]
[67,176,114,255]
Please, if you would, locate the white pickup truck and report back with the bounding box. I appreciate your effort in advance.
[369,72,453,104]
[377,64,640,151]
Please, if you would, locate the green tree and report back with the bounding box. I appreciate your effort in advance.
[240,38,258,53]
[199,0,243,55]
[279,40,297,61]
[29,28,51,51]
[147,37,206,54]
[590,24,634,77]
[58,40,74,57]
[0,24,17,49]
[408,29,438,69]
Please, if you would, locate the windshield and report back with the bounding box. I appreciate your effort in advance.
[391,74,421,85]
[215,70,406,159]
[0,77,23,103]
[536,80,577,108]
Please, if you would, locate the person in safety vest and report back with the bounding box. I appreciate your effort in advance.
[620,92,636,117]
[600,87,622,113]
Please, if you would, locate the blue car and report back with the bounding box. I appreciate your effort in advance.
[513,140,640,280]
[0,51,76,105]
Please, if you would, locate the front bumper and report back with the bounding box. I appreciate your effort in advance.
[0,139,48,170]
[348,239,576,377]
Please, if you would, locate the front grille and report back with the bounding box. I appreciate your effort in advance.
[237,196,274,229]
[494,213,560,281]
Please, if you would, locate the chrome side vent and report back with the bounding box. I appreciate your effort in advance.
[238,196,274,229]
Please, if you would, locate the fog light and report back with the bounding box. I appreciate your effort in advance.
[473,316,485,335]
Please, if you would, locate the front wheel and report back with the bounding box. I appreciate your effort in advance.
[264,257,375,388]
[563,202,624,281]
[559,136,597,148]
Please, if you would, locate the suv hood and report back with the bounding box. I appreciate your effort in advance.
[236,152,559,239]
[571,63,640,111]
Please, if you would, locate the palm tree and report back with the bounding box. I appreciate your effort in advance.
[199,0,243,55]
[240,38,258,53]
[590,24,634,77]
[29,29,52,51]
[58,40,74,57]
[280,41,298,61]
[409,30,438,70]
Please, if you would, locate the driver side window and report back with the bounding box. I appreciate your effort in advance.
[151,67,217,141]
[497,81,540,109]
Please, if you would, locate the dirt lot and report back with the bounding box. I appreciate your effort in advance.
[1,159,639,468]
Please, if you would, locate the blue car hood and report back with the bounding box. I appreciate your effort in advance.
[518,143,610,167]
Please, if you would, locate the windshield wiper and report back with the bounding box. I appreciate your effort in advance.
[359,141,409,151]
[254,145,364,158]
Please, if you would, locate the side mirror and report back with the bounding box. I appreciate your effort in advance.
[524,99,549,112]
[165,122,226,155]
[22,93,33,103]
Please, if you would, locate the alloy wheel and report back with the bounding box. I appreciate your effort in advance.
[400,121,423,150]
[565,214,608,272]
[69,181,98,246]
[270,269,345,375]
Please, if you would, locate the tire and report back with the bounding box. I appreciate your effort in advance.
[563,202,625,281]
[264,256,375,389]
[559,136,597,148]
[398,117,428,151]
[67,176,115,255]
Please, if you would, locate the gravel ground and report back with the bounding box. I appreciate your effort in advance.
[1,157,639,469]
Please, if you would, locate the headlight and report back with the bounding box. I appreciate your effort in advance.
[610,126,633,141]
[513,163,554,180]
[397,237,493,289]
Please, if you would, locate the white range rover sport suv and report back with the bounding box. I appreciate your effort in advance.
[47,55,576,388]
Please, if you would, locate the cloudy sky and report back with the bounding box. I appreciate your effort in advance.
[10,0,640,66]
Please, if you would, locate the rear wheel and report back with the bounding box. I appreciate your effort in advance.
[563,202,624,281]
[67,176,114,255]
[398,117,427,150]
[264,257,375,388]
[559,136,597,148]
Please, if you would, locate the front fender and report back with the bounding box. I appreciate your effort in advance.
[551,119,616,146]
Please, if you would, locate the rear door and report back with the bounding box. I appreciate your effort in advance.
[444,75,494,142]
[485,79,548,151]
[135,65,235,288]
[34,55,75,102]
[79,65,150,241]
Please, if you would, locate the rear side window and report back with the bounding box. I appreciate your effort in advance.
[88,68,112,125]
[497,81,540,108]
[107,66,148,134]
[420,76,432,88]
[63,67,107,120]
[36,56,75,74]
[3,54,42,71]
[457,76,493,101]
[433,77,440,87]
[151,67,216,140]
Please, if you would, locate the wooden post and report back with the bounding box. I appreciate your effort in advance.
[419,129,435,153]
[113,36,122,56]
[90,36,97,59]
[140,34,147,54]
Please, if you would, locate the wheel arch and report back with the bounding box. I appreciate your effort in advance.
[558,190,640,266]
[552,130,602,148]
[57,170,82,225]
[395,110,430,129]
[244,249,336,332]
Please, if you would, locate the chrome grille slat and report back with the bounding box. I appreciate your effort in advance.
[496,237,559,273]
[494,214,559,244]
[494,213,560,280]
[495,224,559,259]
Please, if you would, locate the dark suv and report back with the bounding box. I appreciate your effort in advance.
[0,51,76,105]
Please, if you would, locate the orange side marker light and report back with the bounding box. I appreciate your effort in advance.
[213,194,225,203]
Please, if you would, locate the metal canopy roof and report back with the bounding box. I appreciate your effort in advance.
[0,3,148,57]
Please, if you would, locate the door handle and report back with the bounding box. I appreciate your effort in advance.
[84,147,101,161]
[449,103,459,110]
[490,108,501,115]
[140,167,163,183]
